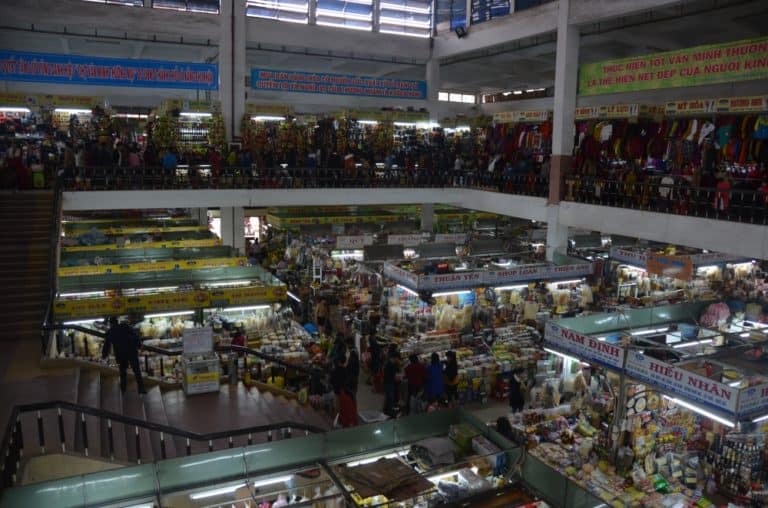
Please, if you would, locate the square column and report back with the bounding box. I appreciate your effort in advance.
[426,58,440,121]
[545,204,568,262]
[220,206,246,254]
[549,0,579,204]
[421,203,435,232]
[219,0,247,142]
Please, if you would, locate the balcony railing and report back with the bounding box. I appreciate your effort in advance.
[563,176,768,225]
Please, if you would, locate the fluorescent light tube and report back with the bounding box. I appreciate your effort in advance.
[144,310,195,319]
[752,414,768,423]
[190,483,244,500]
[347,450,408,467]
[59,291,105,298]
[252,474,293,489]
[357,120,378,125]
[55,108,91,114]
[549,279,584,285]
[252,115,285,121]
[740,332,752,338]
[0,107,30,113]
[396,284,418,296]
[432,290,471,297]
[205,280,253,288]
[393,122,416,127]
[662,396,734,427]
[180,112,211,117]
[728,381,742,387]
[221,305,271,312]
[672,339,713,349]
[630,327,669,336]
[287,291,301,303]
[63,319,100,326]
[494,285,527,291]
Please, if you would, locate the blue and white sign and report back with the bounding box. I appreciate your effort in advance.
[251,68,427,100]
[0,51,218,90]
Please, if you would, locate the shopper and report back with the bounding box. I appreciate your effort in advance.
[404,354,427,412]
[382,350,401,417]
[443,351,459,404]
[509,368,526,413]
[425,352,445,404]
[495,416,514,442]
[345,338,360,398]
[102,316,146,394]
[315,298,329,333]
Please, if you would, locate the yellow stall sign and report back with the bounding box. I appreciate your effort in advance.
[58,257,248,277]
[63,238,222,253]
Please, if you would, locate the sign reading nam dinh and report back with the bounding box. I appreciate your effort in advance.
[579,37,768,95]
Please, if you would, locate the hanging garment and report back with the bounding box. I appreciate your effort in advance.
[714,180,731,211]
[754,115,768,140]
[698,121,716,145]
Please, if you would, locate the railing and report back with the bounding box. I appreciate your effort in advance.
[563,176,768,225]
[59,165,551,197]
[50,324,327,395]
[41,178,64,355]
[0,399,323,488]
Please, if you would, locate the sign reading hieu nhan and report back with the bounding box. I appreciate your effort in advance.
[251,68,427,100]
[0,51,218,90]
[579,36,768,96]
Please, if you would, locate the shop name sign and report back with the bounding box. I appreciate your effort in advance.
[625,353,738,414]
[336,235,373,250]
[434,233,467,244]
[0,51,217,90]
[646,253,693,281]
[251,68,426,100]
[382,263,419,288]
[486,263,593,285]
[544,322,625,369]
[736,383,768,416]
[388,234,425,247]
[493,110,550,123]
[419,271,484,290]
[610,247,647,267]
[579,36,768,96]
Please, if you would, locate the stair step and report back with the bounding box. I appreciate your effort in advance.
[122,385,154,465]
[74,370,102,459]
[99,375,128,462]
[142,386,177,460]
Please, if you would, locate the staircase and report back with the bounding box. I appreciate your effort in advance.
[0,191,56,344]
[7,366,331,485]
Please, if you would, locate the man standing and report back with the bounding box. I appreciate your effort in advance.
[102,316,146,394]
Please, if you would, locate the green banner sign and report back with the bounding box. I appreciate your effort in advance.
[579,37,768,96]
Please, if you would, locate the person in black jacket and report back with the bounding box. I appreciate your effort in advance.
[102,316,146,394]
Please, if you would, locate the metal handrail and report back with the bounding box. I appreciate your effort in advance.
[41,178,64,354]
[0,398,324,488]
[59,165,551,196]
[49,324,324,380]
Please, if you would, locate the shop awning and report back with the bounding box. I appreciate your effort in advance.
[416,243,457,259]
[364,244,405,261]
[469,239,506,256]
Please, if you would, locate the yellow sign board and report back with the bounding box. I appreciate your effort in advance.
[62,238,222,253]
[53,285,286,320]
[715,95,768,113]
[246,103,293,116]
[186,372,220,384]
[493,110,550,124]
[94,226,208,235]
[58,257,248,277]
[267,214,406,227]
[0,92,37,107]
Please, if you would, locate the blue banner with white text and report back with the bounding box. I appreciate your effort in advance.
[251,68,427,100]
[0,51,218,90]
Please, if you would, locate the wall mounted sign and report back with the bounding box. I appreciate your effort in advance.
[251,68,427,100]
[0,50,218,90]
[579,36,768,95]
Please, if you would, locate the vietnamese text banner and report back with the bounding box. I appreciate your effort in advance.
[251,68,427,100]
[544,322,625,370]
[0,51,218,90]
[625,352,738,415]
[579,36,768,96]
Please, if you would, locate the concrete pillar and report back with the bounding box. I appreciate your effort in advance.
[196,208,209,228]
[425,58,440,121]
[143,0,151,7]
[219,0,247,142]
[545,205,569,262]
[421,203,434,233]
[220,206,246,254]
[549,0,579,204]
[372,0,381,32]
